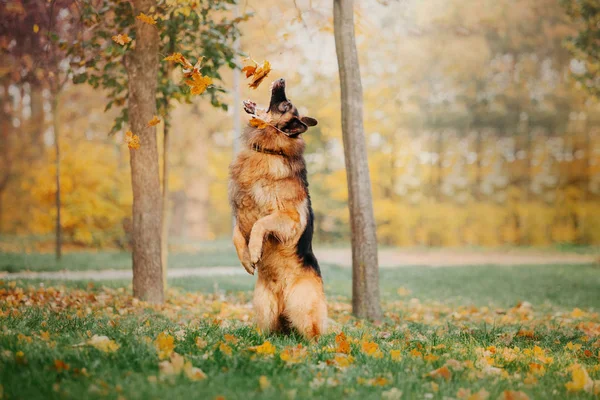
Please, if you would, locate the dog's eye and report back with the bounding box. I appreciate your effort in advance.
[278,102,290,112]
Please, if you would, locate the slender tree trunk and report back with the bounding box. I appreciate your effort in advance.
[52,96,62,261]
[333,0,382,321]
[161,116,169,292]
[126,0,164,303]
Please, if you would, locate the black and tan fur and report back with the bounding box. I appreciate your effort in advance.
[228,78,326,339]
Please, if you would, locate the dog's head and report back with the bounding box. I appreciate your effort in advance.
[266,78,318,137]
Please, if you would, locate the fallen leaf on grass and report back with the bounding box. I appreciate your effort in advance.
[111,34,132,46]
[428,365,452,381]
[496,390,530,400]
[361,341,383,358]
[249,341,276,355]
[159,353,206,381]
[280,344,307,364]
[76,335,120,353]
[335,332,351,354]
[136,12,156,25]
[259,375,271,390]
[154,332,174,360]
[565,364,596,393]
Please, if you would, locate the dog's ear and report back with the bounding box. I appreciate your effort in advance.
[283,116,308,135]
[301,116,318,127]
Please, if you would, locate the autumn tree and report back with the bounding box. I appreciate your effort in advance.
[70,0,245,301]
[333,0,382,321]
[0,0,79,259]
[562,0,600,97]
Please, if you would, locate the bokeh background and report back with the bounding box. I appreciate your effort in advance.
[2,0,600,253]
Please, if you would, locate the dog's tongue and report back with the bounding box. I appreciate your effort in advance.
[268,78,287,110]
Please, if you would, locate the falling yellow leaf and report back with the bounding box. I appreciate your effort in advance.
[243,59,271,89]
[125,131,140,150]
[249,341,276,355]
[136,12,156,25]
[86,335,120,353]
[154,332,174,360]
[163,52,193,69]
[146,116,161,127]
[33,24,39,33]
[112,34,132,46]
[241,65,256,78]
[185,72,212,95]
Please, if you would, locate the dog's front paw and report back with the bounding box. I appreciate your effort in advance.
[243,100,256,114]
[240,249,255,275]
[248,241,263,265]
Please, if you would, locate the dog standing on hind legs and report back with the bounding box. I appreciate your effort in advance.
[228,78,327,339]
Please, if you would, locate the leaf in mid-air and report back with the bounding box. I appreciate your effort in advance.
[242,58,272,89]
[185,72,212,95]
[146,116,161,127]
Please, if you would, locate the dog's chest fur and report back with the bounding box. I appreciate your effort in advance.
[229,151,305,239]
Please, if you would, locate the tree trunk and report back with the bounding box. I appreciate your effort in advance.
[333,0,382,321]
[126,0,164,303]
[52,96,62,261]
[161,116,169,292]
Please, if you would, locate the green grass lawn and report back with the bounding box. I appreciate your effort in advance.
[2,263,600,399]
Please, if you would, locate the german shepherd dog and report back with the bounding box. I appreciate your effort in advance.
[229,78,327,339]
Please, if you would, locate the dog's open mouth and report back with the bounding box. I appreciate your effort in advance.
[268,78,287,112]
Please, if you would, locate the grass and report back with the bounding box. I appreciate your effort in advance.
[2,263,600,399]
[0,247,241,273]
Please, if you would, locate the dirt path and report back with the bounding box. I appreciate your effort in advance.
[2,248,596,281]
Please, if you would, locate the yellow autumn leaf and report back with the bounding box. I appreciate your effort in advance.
[111,33,132,46]
[279,344,307,364]
[259,375,271,390]
[332,354,354,368]
[86,335,120,353]
[249,117,269,130]
[390,349,402,361]
[185,72,212,95]
[428,365,452,381]
[335,332,351,354]
[496,390,530,400]
[219,342,232,356]
[33,24,39,33]
[125,131,140,150]
[146,116,161,127]
[163,52,193,69]
[154,332,174,360]
[249,341,276,355]
[195,337,208,349]
[565,364,593,392]
[243,58,271,89]
[136,12,156,25]
[223,333,238,344]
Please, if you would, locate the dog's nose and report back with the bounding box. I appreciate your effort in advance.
[277,78,285,84]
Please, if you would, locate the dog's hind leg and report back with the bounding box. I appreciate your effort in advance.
[253,278,281,335]
[284,274,327,340]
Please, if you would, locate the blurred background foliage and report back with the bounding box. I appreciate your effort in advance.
[1,0,600,250]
